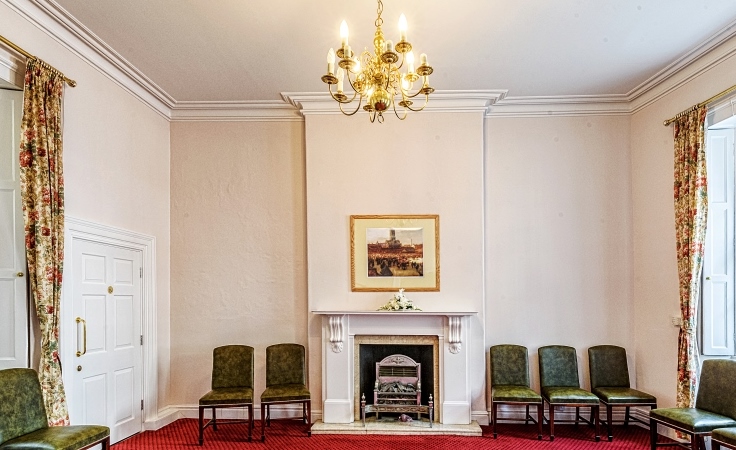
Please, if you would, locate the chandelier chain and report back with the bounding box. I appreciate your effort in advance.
[375,0,383,28]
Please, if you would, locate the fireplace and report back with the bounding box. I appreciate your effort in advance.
[354,335,439,420]
[313,310,475,425]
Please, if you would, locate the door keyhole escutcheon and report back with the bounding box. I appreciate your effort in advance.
[107,286,113,294]
[77,365,82,372]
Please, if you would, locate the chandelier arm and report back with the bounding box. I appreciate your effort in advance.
[339,96,364,116]
[392,95,408,120]
[328,83,360,103]
[403,95,430,112]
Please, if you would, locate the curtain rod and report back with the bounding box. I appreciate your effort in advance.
[0,34,76,87]
[663,83,736,126]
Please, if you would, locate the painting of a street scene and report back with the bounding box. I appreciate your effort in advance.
[366,227,424,277]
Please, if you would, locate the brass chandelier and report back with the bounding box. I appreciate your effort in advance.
[321,0,435,123]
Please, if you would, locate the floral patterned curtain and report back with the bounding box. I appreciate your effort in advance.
[673,106,707,409]
[19,59,69,426]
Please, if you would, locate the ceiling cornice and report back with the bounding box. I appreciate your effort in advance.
[281,90,508,116]
[5,0,736,120]
[170,101,302,122]
[3,0,174,118]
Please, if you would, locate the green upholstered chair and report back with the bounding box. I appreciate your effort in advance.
[260,343,311,442]
[198,345,254,445]
[490,344,543,439]
[538,345,600,441]
[588,345,657,441]
[713,427,736,450]
[0,368,109,450]
[650,359,736,450]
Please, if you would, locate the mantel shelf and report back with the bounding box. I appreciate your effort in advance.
[313,311,475,355]
[311,310,477,316]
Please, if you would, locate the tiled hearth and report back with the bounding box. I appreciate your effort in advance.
[312,310,477,430]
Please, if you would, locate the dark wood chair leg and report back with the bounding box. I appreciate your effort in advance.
[537,403,543,440]
[713,439,722,450]
[650,418,658,450]
[549,402,555,441]
[525,404,530,425]
[575,406,580,426]
[492,402,498,438]
[307,400,312,437]
[690,434,699,450]
[261,403,266,442]
[624,406,630,426]
[594,405,600,441]
[247,404,253,442]
[102,436,110,449]
[198,405,204,445]
[607,404,613,441]
[212,407,217,431]
[267,404,271,426]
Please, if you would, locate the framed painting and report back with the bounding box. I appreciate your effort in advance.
[350,214,439,292]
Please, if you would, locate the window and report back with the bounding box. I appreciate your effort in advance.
[702,122,735,355]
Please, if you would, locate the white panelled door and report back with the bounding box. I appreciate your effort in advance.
[71,239,143,443]
[702,128,735,355]
[0,88,28,370]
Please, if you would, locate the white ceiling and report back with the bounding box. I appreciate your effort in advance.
[52,0,736,102]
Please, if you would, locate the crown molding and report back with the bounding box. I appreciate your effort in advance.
[281,90,508,116]
[487,94,631,118]
[2,0,174,118]
[5,0,736,121]
[628,18,736,113]
[170,101,302,122]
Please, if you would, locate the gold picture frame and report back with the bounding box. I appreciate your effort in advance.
[350,215,440,292]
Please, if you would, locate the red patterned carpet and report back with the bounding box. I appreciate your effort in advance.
[112,419,656,449]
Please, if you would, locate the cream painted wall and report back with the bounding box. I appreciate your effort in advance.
[304,112,487,416]
[2,2,171,410]
[169,121,307,406]
[485,116,634,392]
[630,35,736,408]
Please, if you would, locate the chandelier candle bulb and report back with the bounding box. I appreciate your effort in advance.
[420,53,427,65]
[399,13,407,41]
[406,51,415,73]
[340,20,349,48]
[327,48,335,75]
[386,40,393,53]
[337,68,344,92]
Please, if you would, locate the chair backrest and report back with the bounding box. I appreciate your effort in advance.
[538,345,580,388]
[696,359,736,417]
[212,345,254,390]
[588,345,630,389]
[0,368,48,445]
[490,344,531,387]
[266,343,306,387]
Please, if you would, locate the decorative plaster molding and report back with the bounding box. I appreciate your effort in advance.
[328,315,344,353]
[170,100,301,122]
[7,0,736,121]
[2,0,174,118]
[448,316,462,354]
[488,94,631,118]
[282,90,508,116]
[0,44,24,89]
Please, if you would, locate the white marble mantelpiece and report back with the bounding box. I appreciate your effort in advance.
[312,310,477,425]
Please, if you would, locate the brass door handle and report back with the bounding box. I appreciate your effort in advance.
[16,272,23,277]
[76,317,87,357]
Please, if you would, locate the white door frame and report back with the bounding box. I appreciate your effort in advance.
[62,217,158,425]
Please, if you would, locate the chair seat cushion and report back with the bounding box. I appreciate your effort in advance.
[492,385,542,404]
[199,387,253,406]
[542,386,599,404]
[592,387,657,404]
[0,425,109,450]
[261,384,310,403]
[713,427,736,447]
[650,408,736,433]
